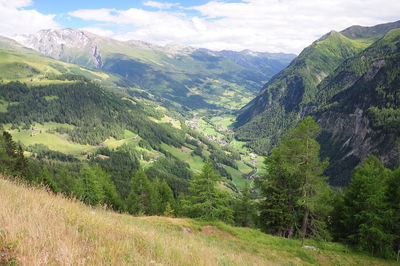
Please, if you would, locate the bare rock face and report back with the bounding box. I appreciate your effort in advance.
[16,29,103,68]
[317,108,399,186]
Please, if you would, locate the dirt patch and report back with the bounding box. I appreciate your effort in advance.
[138,216,192,228]
[96,154,110,160]
[180,147,192,153]
[0,244,17,265]
[200,225,239,241]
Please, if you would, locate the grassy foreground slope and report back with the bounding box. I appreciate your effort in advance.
[0,176,395,266]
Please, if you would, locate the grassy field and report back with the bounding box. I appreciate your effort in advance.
[161,143,204,173]
[224,165,251,189]
[7,123,144,158]
[0,175,397,265]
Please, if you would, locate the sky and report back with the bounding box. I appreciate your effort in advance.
[0,0,399,54]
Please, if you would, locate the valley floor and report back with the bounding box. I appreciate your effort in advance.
[0,175,396,265]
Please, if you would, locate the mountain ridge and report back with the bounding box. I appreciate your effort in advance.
[15,28,296,62]
[234,20,400,185]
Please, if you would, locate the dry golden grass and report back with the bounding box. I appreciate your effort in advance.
[0,175,397,266]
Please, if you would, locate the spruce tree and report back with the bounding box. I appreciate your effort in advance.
[336,156,393,257]
[79,164,105,206]
[259,117,332,241]
[182,161,233,223]
[233,183,257,227]
[154,179,175,215]
[126,170,155,215]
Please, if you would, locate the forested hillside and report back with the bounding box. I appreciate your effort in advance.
[235,20,400,185]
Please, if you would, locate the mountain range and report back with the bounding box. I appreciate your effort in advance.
[15,29,295,111]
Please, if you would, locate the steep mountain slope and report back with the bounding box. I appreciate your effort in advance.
[235,31,370,152]
[0,175,395,265]
[315,29,400,185]
[16,29,295,111]
[235,20,400,185]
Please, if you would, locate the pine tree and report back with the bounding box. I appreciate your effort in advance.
[79,164,105,206]
[182,161,233,223]
[95,166,124,211]
[336,156,393,257]
[154,179,175,215]
[126,170,155,215]
[259,117,332,241]
[233,183,257,227]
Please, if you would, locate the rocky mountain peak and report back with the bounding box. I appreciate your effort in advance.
[14,28,103,68]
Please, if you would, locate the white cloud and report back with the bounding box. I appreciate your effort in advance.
[0,0,59,37]
[70,0,400,54]
[0,0,32,8]
[143,1,179,9]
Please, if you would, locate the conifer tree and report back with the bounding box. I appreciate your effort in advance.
[233,183,257,227]
[95,166,124,211]
[182,161,233,223]
[79,164,105,206]
[0,131,17,174]
[126,170,155,215]
[154,179,175,215]
[259,117,332,241]
[164,202,174,217]
[335,156,393,257]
